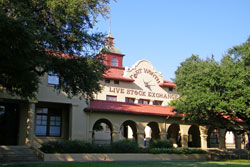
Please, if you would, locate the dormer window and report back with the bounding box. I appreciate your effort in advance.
[111,57,118,66]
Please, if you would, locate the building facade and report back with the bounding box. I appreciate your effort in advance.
[0,34,248,150]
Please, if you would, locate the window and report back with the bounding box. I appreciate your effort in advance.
[138,99,150,104]
[114,80,119,85]
[48,72,59,85]
[111,57,118,66]
[153,100,163,105]
[106,95,117,101]
[0,106,5,116]
[210,129,219,144]
[125,97,135,103]
[35,108,61,137]
[105,79,110,83]
[169,88,173,91]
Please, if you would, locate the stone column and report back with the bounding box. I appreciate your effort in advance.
[181,134,189,148]
[160,132,167,140]
[235,133,242,149]
[219,129,226,149]
[25,102,35,145]
[112,130,123,142]
[137,132,145,148]
[200,126,208,149]
[200,134,208,149]
[180,125,190,148]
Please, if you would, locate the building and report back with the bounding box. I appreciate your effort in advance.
[0,34,248,150]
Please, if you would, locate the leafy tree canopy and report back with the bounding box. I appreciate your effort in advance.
[0,0,111,99]
[172,37,250,131]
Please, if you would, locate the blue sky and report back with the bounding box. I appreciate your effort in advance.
[95,0,250,81]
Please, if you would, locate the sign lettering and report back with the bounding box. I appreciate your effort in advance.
[129,68,161,84]
[108,87,179,100]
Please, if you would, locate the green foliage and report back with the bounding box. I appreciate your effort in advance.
[40,140,139,153]
[40,140,207,154]
[0,0,110,99]
[173,37,250,131]
[150,147,206,154]
[111,140,139,153]
[40,140,93,153]
[148,139,173,149]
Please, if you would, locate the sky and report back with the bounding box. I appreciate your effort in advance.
[94,0,250,81]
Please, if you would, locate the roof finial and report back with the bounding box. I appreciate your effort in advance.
[109,5,111,34]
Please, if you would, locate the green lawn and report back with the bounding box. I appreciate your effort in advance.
[0,160,250,167]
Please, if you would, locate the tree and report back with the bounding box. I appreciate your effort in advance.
[172,37,250,132]
[0,0,110,99]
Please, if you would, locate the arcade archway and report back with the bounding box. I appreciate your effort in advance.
[225,130,236,149]
[167,123,181,147]
[120,120,137,142]
[144,122,160,146]
[188,125,201,147]
[92,118,113,144]
[207,127,219,148]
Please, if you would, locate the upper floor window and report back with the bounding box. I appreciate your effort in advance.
[138,99,150,104]
[48,71,59,85]
[35,108,61,137]
[114,80,119,85]
[153,100,163,106]
[169,87,173,91]
[111,57,118,66]
[125,97,135,103]
[106,95,117,101]
[105,79,110,83]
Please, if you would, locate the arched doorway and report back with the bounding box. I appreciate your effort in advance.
[120,120,137,142]
[188,125,201,147]
[207,127,219,148]
[225,130,235,149]
[92,118,113,144]
[144,122,160,146]
[167,123,181,147]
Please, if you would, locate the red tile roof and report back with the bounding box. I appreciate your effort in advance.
[84,100,180,117]
[103,67,134,82]
[46,49,79,59]
[159,80,176,88]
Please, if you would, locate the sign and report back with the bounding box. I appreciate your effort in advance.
[109,87,179,100]
[129,68,161,84]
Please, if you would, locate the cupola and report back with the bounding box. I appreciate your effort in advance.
[101,33,125,69]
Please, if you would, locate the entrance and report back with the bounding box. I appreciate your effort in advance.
[0,102,19,145]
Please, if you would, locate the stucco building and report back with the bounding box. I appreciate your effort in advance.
[0,34,248,150]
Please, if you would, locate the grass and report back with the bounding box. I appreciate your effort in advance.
[0,160,250,167]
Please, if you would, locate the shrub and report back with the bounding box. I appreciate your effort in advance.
[111,140,139,153]
[148,139,173,149]
[40,140,94,153]
[150,147,206,154]
[40,140,139,153]
[40,140,205,154]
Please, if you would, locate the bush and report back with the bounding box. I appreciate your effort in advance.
[148,139,173,149]
[111,140,139,153]
[40,140,139,153]
[40,140,94,153]
[40,140,205,154]
[150,148,206,154]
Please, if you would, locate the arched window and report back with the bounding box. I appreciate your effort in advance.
[111,57,118,66]
[210,129,219,145]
